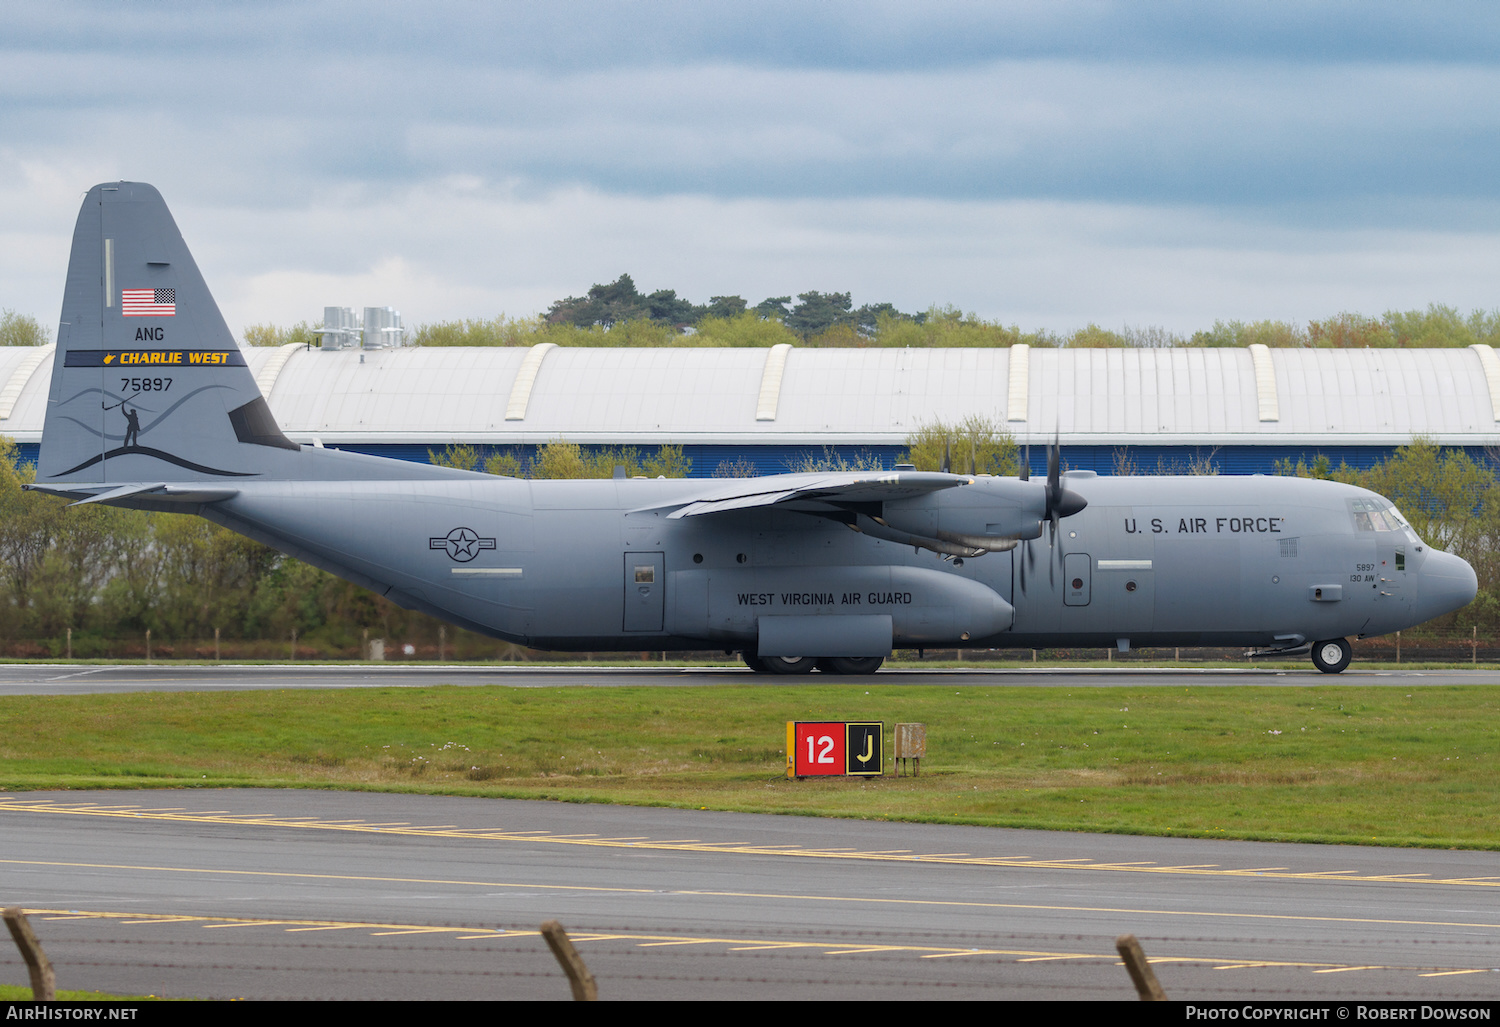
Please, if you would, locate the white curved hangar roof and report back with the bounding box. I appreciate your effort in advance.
[2,342,1498,447]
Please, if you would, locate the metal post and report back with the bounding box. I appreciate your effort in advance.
[215,626,220,661]
[1115,933,1166,1001]
[1396,630,1401,664]
[439,624,446,662]
[540,920,597,1001]
[66,627,71,660]
[290,628,297,662]
[3,908,55,1001]
[145,628,151,663]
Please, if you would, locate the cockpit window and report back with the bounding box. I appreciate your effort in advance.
[1349,497,1409,532]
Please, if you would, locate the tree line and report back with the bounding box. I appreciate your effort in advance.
[9,298,1500,351]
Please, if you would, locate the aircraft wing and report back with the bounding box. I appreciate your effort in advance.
[664,471,971,519]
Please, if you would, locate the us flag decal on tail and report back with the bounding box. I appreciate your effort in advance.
[122,288,175,316]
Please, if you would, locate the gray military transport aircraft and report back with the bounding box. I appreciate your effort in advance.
[25,183,1480,674]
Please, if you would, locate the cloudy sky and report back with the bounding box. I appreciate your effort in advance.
[2,1,1499,339]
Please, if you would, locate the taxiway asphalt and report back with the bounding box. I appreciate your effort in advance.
[2,789,1498,1001]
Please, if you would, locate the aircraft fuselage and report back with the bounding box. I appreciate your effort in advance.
[202,470,1471,656]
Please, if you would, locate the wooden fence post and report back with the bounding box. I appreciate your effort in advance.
[3,907,56,1001]
[540,920,597,1001]
[1116,933,1166,1001]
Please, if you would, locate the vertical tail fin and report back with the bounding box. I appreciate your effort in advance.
[38,182,296,484]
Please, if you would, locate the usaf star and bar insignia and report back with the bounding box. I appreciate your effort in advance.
[430,527,497,562]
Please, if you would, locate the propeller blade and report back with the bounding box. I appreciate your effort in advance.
[941,437,951,475]
[1020,440,1030,481]
[1048,511,1058,586]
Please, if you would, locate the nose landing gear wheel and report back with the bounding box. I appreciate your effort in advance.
[1311,638,1352,674]
[815,657,885,675]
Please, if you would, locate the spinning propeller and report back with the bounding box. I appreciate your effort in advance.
[1017,433,1087,594]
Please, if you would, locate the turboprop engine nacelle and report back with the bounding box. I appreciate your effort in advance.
[878,478,1049,553]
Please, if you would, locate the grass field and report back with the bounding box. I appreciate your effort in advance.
[1,682,1497,849]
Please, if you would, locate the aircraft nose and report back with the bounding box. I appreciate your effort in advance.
[1416,549,1478,624]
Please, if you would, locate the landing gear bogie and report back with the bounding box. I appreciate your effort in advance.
[742,653,885,675]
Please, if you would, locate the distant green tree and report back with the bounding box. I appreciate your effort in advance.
[785,291,853,337]
[1189,319,1306,348]
[901,416,1017,476]
[243,321,318,347]
[705,295,748,319]
[0,309,47,346]
[546,274,651,328]
[641,444,691,478]
[644,289,704,327]
[1120,325,1185,347]
[411,316,541,347]
[854,302,919,338]
[712,456,758,478]
[483,452,526,477]
[753,296,792,321]
[538,319,677,347]
[784,447,885,473]
[1307,312,1394,348]
[692,312,798,348]
[874,306,1037,349]
[0,437,55,634]
[428,444,483,472]
[1065,323,1129,348]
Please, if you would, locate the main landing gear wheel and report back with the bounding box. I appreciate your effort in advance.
[761,655,817,675]
[1311,638,1353,674]
[741,652,768,673]
[815,657,885,675]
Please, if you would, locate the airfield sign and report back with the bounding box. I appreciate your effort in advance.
[787,721,884,778]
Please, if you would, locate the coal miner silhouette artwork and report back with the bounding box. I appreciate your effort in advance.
[122,404,141,449]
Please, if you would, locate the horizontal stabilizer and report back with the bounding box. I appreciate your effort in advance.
[25,481,240,506]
